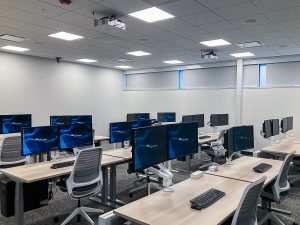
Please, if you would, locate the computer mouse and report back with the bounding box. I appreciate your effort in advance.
[190,203,202,210]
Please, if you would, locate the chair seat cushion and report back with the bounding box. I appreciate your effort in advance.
[71,182,101,198]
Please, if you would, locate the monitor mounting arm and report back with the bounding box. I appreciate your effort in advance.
[226,152,243,165]
[148,163,174,192]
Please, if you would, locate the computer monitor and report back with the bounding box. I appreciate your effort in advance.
[182,114,204,128]
[127,113,150,122]
[271,119,280,136]
[59,124,93,149]
[50,116,71,126]
[287,116,293,131]
[109,122,131,144]
[132,126,168,172]
[263,120,272,139]
[210,114,229,126]
[167,122,198,160]
[157,112,176,123]
[70,115,92,125]
[0,114,32,134]
[131,120,152,129]
[226,125,254,152]
[21,126,60,156]
[281,118,288,133]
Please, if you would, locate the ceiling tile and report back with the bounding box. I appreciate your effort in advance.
[174,26,208,37]
[0,0,29,7]
[16,0,68,18]
[75,3,111,18]
[266,7,300,22]
[39,0,95,11]
[251,31,288,40]
[0,3,11,14]
[276,19,300,31]
[159,0,207,17]
[55,12,92,27]
[214,2,262,19]
[199,21,235,32]
[2,8,46,23]
[146,31,181,41]
[241,23,280,35]
[21,24,56,35]
[153,18,192,31]
[0,16,29,29]
[252,0,300,13]
[36,18,79,32]
[182,11,223,26]
[229,14,272,28]
[196,0,249,9]
[127,24,164,35]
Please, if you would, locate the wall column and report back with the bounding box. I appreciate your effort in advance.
[235,59,244,125]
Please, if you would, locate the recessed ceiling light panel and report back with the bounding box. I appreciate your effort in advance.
[230,52,255,58]
[1,45,30,52]
[48,32,83,41]
[129,7,175,23]
[77,59,98,63]
[126,51,152,56]
[200,39,231,47]
[115,65,133,69]
[0,34,26,42]
[236,41,263,48]
[163,60,184,64]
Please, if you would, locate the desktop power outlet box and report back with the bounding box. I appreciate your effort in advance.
[208,165,219,172]
[190,171,204,179]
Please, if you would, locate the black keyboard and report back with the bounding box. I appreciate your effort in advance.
[51,160,75,169]
[253,163,272,173]
[199,135,210,139]
[190,188,225,210]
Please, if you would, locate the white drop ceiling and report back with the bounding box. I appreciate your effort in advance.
[0,0,300,70]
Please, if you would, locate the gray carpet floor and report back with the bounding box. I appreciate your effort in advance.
[0,154,299,225]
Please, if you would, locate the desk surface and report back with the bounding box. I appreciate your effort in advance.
[261,138,300,156]
[94,135,109,141]
[103,148,132,160]
[198,132,218,145]
[114,174,249,225]
[0,154,126,183]
[205,156,282,184]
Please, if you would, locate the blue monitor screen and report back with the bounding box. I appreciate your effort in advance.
[109,122,131,143]
[22,126,59,156]
[50,116,71,126]
[167,122,198,160]
[132,126,168,171]
[127,113,150,121]
[131,120,152,129]
[60,123,93,149]
[157,112,176,122]
[70,115,92,125]
[1,114,31,134]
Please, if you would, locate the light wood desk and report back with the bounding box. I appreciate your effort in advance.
[205,156,282,185]
[94,135,109,142]
[198,132,218,145]
[114,174,249,225]
[0,154,129,225]
[103,148,132,160]
[261,139,300,157]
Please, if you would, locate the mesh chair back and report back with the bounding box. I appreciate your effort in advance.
[231,176,266,225]
[66,147,103,199]
[0,135,26,165]
[272,151,295,203]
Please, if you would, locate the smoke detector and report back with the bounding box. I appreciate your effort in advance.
[59,0,72,5]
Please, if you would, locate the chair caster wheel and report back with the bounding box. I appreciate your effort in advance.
[53,216,59,223]
[292,223,298,225]
[129,193,133,198]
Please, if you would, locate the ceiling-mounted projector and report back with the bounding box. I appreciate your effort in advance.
[94,15,126,30]
[201,51,218,60]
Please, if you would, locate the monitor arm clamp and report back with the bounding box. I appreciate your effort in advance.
[148,163,174,192]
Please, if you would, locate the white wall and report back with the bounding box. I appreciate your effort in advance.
[0,52,124,136]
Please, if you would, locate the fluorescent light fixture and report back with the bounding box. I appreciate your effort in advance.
[163,60,184,64]
[236,41,263,48]
[0,34,26,42]
[129,7,175,23]
[126,51,151,56]
[1,45,30,52]
[200,39,231,47]
[114,65,133,69]
[48,32,83,41]
[77,59,98,63]
[230,52,255,58]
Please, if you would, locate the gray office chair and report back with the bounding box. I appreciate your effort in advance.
[199,130,226,170]
[258,152,298,225]
[0,134,26,167]
[231,176,266,225]
[289,157,300,187]
[60,147,104,225]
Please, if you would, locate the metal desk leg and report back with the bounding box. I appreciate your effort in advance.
[101,167,109,204]
[186,155,191,171]
[14,182,24,225]
[108,165,126,207]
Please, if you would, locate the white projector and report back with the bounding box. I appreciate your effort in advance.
[94,16,126,30]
